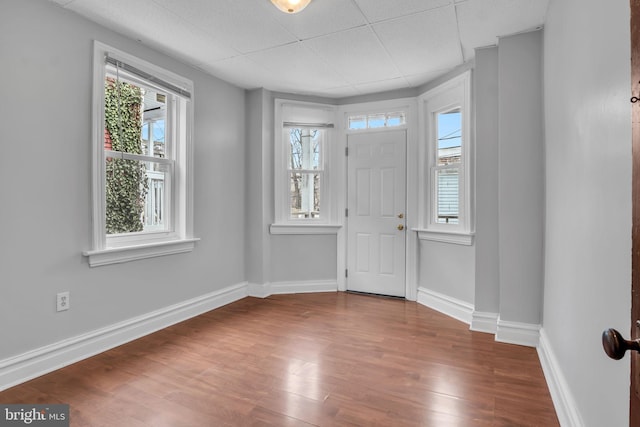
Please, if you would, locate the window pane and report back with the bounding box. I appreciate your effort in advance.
[151,119,166,158]
[386,112,406,127]
[105,157,148,234]
[106,158,169,234]
[288,128,321,170]
[141,123,150,156]
[349,115,367,130]
[144,164,169,231]
[435,168,459,224]
[290,172,321,218]
[104,77,143,155]
[367,114,386,128]
[437,108,462,166]
[142,88,167,159]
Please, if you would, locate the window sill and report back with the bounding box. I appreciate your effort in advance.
[83,238,200,267]
[414,229,474,246]
[270,224,342,235]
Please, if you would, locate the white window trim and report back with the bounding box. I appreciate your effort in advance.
[272,99,340,233]
[415,229,474,246]
[269,224,341,235]
[416,71,474,245]
[84,41,198,267]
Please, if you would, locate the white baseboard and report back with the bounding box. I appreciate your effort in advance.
[0,282,249,392]
[537,329,584,427]
[470,311,498,334]
[416,287,473,325]
[248,280,337,298]
[495,317,541,347]
[247,282,272,298]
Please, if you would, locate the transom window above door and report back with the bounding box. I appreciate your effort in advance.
[348,112,406,130]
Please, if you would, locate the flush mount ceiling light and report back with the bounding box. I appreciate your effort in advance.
[270,0,312,14]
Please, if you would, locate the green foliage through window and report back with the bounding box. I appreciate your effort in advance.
[104,77,149,234]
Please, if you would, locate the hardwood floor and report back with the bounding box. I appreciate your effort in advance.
[0,292,559,426]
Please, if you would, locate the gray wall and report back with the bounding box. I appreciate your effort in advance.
[250,91,339,285]
[270,235,337,282]
[498,30,544,325]
[0,0,246,359]
[473,46,500,315]
[416,65,477,306]
[543,0,631,424]
[245,89,273,285]
[419,241,475,303]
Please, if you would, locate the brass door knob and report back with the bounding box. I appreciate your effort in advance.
[398,213,404,219]
[397,224,404,231]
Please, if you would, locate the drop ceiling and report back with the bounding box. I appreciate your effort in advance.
[49,0,548,99]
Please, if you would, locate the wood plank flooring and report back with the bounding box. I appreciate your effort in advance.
[0,292,559,426]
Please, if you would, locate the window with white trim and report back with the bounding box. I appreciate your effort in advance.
[272,100,339,233]
[84,42,197,266]
[348,111,406,130]
[419,72,473,243]
[434,107,462,224]
[286,127,324,219]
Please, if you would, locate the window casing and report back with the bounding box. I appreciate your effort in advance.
[419,72,473,244]
[84,42,197,266]
[272,100,339,234]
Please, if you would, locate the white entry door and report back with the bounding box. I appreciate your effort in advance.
[347,129,407,297]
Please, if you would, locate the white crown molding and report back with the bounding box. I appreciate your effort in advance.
[416,287,473,325]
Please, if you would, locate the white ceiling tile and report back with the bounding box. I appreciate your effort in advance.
[353,0,452,23]
[319,85,361,98]
[248,42,350,92]
[456,0,549,61]
[272,0,367,40]
[353,77,413,95]
[302,26,400,85]
[404,69,450,87]
[70,0,238,66]
[373,7,463,77]
[48,0,550,98]
[201,55,275,90]
[152,0,297,54]
[69,0,161,32]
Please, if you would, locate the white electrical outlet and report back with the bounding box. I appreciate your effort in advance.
[56,291,70,312]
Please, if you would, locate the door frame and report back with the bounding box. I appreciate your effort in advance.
[630,0,640,423]
[335,98,419,300]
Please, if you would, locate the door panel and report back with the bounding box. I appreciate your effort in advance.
[347,130,407,297]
